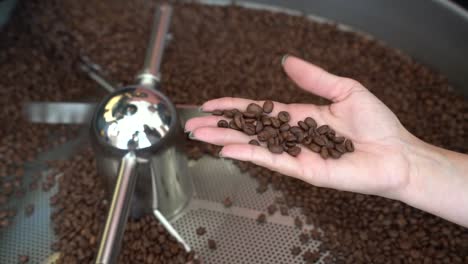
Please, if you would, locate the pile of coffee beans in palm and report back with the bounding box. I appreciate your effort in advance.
[1,0,467,263]
[213,101,354,158]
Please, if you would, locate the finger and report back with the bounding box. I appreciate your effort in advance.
[282,56,365,102]
[190,127,252,146]
[220,144,305,179]
[201,97,290,115]
[185,115,226,132]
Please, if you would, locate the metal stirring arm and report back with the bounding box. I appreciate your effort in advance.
[95,152,140,264]
[136,4,173,88]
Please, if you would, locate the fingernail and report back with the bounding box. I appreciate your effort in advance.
[188,131,196,139]
[281,54,289,66]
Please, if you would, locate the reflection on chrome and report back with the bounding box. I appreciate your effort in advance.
[95,87,172,150]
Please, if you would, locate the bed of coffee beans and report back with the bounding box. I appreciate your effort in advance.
[1,0,467,263]
[214,101,354,159]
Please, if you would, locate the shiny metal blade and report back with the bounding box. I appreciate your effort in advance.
[24,102,97,124]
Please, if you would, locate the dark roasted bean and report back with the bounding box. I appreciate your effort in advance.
[345,139,355,152]
[278,111,290,123]
[304,117,317,129]
[217,120,228,128]
[249,139,260,146]
[212,110,223,116]
[336,143,347,153]
[309,143,321,153]
[287,146,301,157]
[320,147,329,159]
[333,136,346,144]
[316,125,330,134]
[234,112,244,129]
[313,135,328,146]
[279,123,290,132]
[298,121,309,131]
[268,144,283,154]
[271,117,281,128]
[330,149,342,159]
[255,120,264,133]
[246,103,263,115]
[263,100,274,113]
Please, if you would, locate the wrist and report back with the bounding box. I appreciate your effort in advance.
[396,135,468,227]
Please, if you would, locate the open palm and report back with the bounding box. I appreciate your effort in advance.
[185,56,414,200]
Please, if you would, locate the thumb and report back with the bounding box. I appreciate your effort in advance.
[282,55,365,102]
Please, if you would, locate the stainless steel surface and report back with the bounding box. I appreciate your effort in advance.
[24,102,96,124]
[92,87,172,150]
[136,4,173,88]
[96,152,139,264]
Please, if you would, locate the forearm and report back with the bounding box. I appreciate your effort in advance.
[400,138,468,227]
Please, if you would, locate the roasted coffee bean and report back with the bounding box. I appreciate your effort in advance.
[268,144,283,154]
[335,143,347,153]
[299,233,310,244]
[280,206,289,216]
[263,126,277,137]
[243,124,256,135]
[295,131,305,143]
[18,255,29,263]
[294,217,303,229]
[223,110,235,118]
[246,103,263,116]
[325,140,335,149]
[208,239,217,250]
[287,146,301,157]
[291,246,301,256]
[304,117,317,129]
[308,127,318,137]
[245,118,256,124]
[261,116,272,126]
[255,120,264,133]
[256,184,268,193]
[267,204,277,215]
[256,213,267,224]
[282,144,289,152]
[223,197,233,208]
[229,120,240,130]
[290,126,302,135]
[285,142,296,147]
[263,100,274,113]
[326,129,336,139]
[271,117,281,128]
[316,125,330,135]
[298,121,309,131]
[267,137,275,146]
[278,111,290,123]
[320,147,330,159]
[212,110,223,116]
[196,227,206,236]
[330,149,342,159]
[257,131,271,142]
[243,111,257,118]
[249,139,260,146]
[234,112,244,129]
[279,123,290,132]
[309,143,321,153]
[345,139,355,152]
[313,135,328,146]
[217,120,228,128]
[303,136,312,145]
[285,133,297,142]
[25,204,34,217]
[333,136,346,144]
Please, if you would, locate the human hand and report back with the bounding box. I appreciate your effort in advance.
[185,56,417,200]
